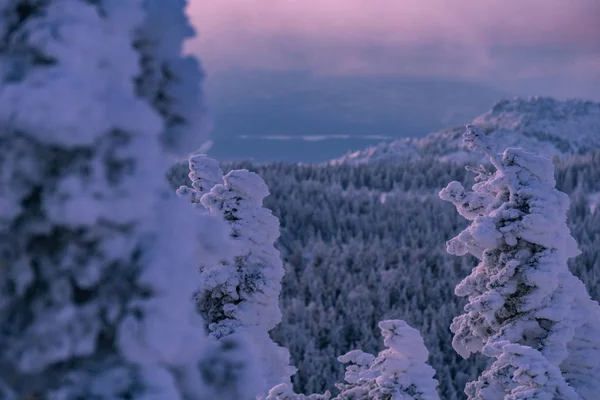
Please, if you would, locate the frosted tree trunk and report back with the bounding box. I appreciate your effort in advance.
[439,125,600,399]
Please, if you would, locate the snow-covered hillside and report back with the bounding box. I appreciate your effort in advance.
[332,97,600,165]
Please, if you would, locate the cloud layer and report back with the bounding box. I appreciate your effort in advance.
[188,0,600,99]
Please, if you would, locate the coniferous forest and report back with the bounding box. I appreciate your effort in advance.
[2,1,600,399]
[167,150,600,399]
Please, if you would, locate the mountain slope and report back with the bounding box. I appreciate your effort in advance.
[333,97,600,165]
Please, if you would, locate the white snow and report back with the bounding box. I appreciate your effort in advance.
[176,153,224,204]
[466,341,581,400]
[0,0,159,147]
[190,166,296,394]
[135,0,210,155]
[0,0,217,397]
[333,97,600,165]
[440,125,600,399]
[335,320,440,400]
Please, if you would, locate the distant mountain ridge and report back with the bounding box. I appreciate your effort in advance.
[332,97,600,165]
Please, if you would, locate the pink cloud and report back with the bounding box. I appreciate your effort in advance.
[186,0,600,82]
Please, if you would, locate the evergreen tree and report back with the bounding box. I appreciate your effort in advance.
[465,341,580,400]
[176,153,223,205]
[268,320,439,400]
[134,0,210,155]
[198,169,296,394]
[166,149,600,399]
[267,384,331,400]
[439,125,600,399]
[335,320,440,400]
[0,0,231,397]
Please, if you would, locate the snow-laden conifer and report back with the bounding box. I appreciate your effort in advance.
[439,125,600,399]
[176,153,223,205]
[267,384,331,400]
[335,320,440,400]
[198,169,296,393]
[268,320,439,400]
[135,0,210,155]
[0,0,225,397]
[465,341,580,400]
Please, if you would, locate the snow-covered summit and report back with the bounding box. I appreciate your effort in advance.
[332,97,600,165]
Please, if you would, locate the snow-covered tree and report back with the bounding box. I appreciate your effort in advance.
[267,320,439,400]
[335,320,440,400]
[439,125,600,399]
[198,168,296,394]
[176,153,223,205]
[465,341,580,400]
[0,0,234,398]
[157,149,600,397]
[134,0,210,155]
[267,384,331,400]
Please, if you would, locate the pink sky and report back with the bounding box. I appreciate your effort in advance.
[187,0,600,97]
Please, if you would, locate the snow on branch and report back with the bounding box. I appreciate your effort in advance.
[335,320,440,400]
[196,168,296,395]
[176,153,223,205]
[466,341,580,400]
[439,125,600,399]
